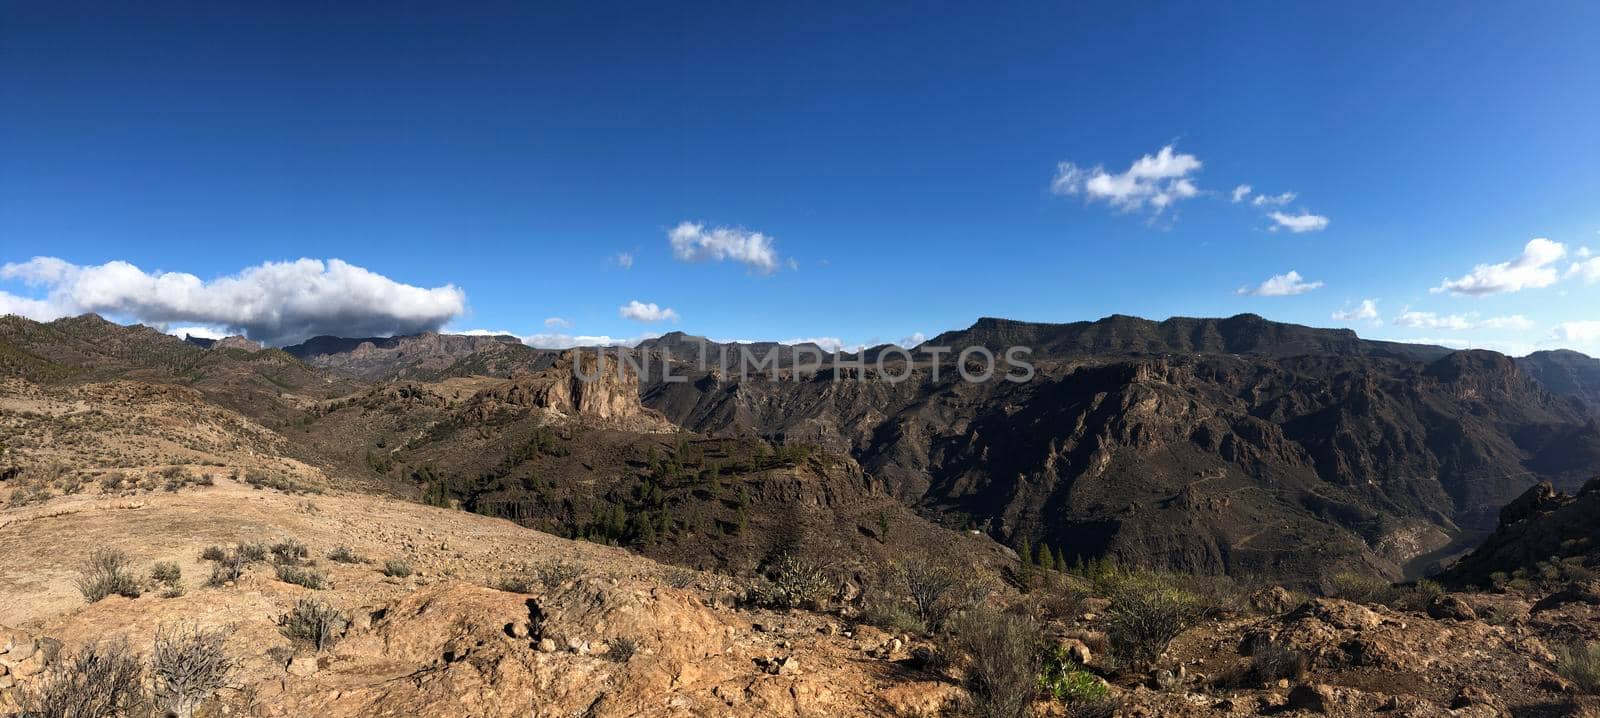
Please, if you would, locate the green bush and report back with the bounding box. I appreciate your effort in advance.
[767,554,836,609]
[1326,571,1397,604]
[896,557,996,633]
[1102,571,1207,671]
[951,608,1041,718]
[1038,644,1108,705]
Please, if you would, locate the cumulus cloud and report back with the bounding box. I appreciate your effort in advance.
[544,317,573,329]
[1390,310,1534,331]
[1552,321,1600,347]
[1252,191,1297,207]
[1050,144,1203,214]
[1394,310,1474,330]
[899,331,927,348]
[1230,185,1252,203]
[0,257,466,346]
[1568,256,1600,284]
[668,222,781,274]
[1237,270,1323,297]
[618,300,680,323]
[1268,210,1330,233]
[1332,299,1380,323]
[1478,315,1536,330]
[1432,238,1567,296]
[166,325,228,340]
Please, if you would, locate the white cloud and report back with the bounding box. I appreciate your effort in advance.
[1267,210,1330,233]
[1332,299,1380,323]
[1390,311,1535,331]
[899,331,927,347]
[1237,270,1323,297]
[1252,191,1297,207]
[1552,321,1600,347]
[1567,256,1600,284]
[1478,315,1536,331]
[1230,185,1252,203]
[0,290,68,321]
[544,317,573,329]
[1393,310,1474,330]
[166,325,228,340]
[1432,238,1567,296]
[780,336,853,353]
[618,300,680,323]
[523,332,655,349]
[613,251,634,269]
[668,222,781,274]
[0,257,466,346]
[1577,246,1593,258]
[1050,144,1203,214]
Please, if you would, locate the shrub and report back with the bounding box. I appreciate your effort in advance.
[326,545,365,564]
[206,549,253,587]
[767,554,836,609]
[279,598,347,652]
[535,560,580,590]
[607,636,638,663]
[1326,571,1397,605]
[1038,644,1108,706]
[1554,640,1600,694]
[152,624,234,718]
[274,564,329,589]
[17,638,147,718]
[151,561,183,587]
[382,559,414,578]
[951,608,1040,718]
[270,539,309,565]
[897,556,995,633]
[1235,633,1308,686]
[1102,571,1207,671]
[200,546,227,562]
[237,542,268,563]
[75,548,143,602]
[493,575,535,593]
[862,601,927,634]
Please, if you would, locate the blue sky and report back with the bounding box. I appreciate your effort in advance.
[2,2,1598,353]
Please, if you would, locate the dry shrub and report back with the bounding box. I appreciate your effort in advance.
[18,638,147,718]
[279,598,347,652]
[1101,571,1207,671]
[951,608,1040,718]
[153,623,234,718]
[75,548,143,602]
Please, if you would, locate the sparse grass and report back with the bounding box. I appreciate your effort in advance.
[862,601,927,634]
[274,563,329,589]
[75,548,143,602]
[17,638,148,718]
[382,559,415,578]
[326,545,365,564]
[1554,640,1600,694]
[1326,571,1397,604]
[152,623,234,718]
[279,598,347,652]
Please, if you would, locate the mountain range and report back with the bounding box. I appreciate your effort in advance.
[4,311,1599,587]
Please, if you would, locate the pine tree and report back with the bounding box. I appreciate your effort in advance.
[1037,543,1054,571]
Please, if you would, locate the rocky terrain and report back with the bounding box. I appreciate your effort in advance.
[3,311,1600,716]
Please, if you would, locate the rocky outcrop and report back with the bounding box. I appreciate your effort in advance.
[1441,476,1600,587]
[464,350,673,431]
